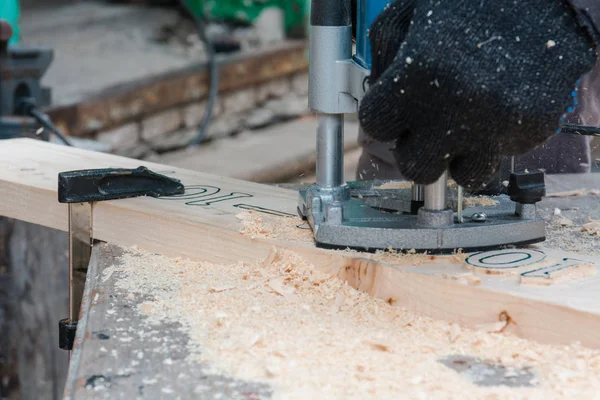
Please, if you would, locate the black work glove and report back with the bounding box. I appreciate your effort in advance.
[358,0,597,189]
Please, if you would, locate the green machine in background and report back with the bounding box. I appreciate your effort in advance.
[184,0,309,38]
[0,0,20,44]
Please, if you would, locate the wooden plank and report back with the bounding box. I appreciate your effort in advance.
[64,243,272,399]
[0,138,297,265]
[47,42,308,138]
[1,139,600,350]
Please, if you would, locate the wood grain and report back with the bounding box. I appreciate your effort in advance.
[2,139,600,350]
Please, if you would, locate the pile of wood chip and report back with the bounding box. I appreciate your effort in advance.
[463,196,500,208]
[236,211,314,243]
[236,211,468,266]
[582,220,600,237]
[114,247,600,399]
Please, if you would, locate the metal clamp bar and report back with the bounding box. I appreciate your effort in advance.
[457,186,464,223]
[316,114,344,188]
[57,166,185,353]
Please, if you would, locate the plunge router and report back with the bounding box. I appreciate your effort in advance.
[298,0,547,252]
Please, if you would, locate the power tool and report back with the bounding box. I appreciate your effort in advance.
[298,0,548,252]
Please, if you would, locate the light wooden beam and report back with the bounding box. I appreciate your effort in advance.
[1,139,600,349]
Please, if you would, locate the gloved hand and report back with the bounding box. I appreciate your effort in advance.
[358,0,597,189]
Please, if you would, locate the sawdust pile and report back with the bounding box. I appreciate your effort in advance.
[544,217,600,257]
[556,218,574,227]
[372,181,412,190]
[441,272,482,286]
[340,247,468,267]
[116,247,600,399]
[373,179,459,190]
[236,211,314,243]
[582,220,600,237]
[236,211,467,267]
[463,196,500,208]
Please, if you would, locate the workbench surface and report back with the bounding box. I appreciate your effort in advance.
[64,174,600,399]
[64,245,273,399]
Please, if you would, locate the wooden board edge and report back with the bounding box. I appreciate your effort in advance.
[296,249,600,350]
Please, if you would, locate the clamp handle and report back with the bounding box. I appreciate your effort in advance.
[58,166,185,203]
[57,166,184,352]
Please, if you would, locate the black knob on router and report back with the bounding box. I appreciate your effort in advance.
[507,170,546,204]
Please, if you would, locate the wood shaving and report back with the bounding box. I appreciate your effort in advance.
[114,246,600,399]
[448,323,462,343]
[463,196,500,208]
[477,312,513,334]
[209,285,236,293]
[237,211,466,267]
[369,248,436,266]
[267,278,297,299]
[366,341,391,352]
[442,273,482,286]
[582,220,600,237]
[338,247,467,267]
[546,189,600,198]
[372,181,412,190]
[543,213,600,257]
[544,222,600,258]
[374,180,459,190]
[236,211,313,243]
[557,218,574,227]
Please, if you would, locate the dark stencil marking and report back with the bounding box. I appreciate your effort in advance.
[159,184,295,217]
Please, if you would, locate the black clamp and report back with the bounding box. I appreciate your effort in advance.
[57,166,184,351]
[410,200,425,215]
[507,170,546,204]
[59,319,78,351]
[58,166,185,203]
